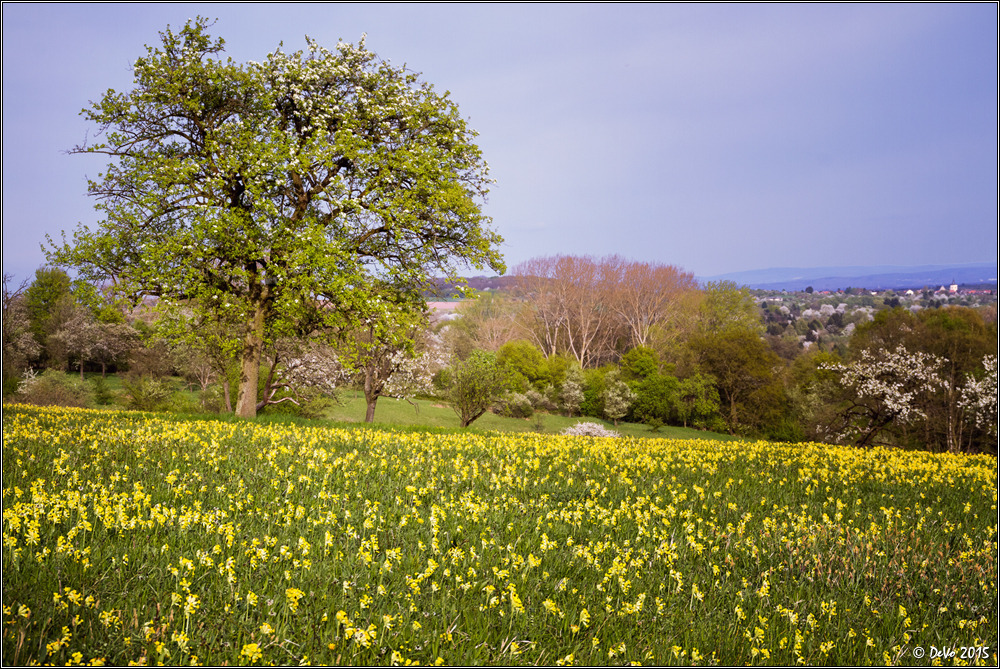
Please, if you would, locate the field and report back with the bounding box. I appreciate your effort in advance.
[2,404,997,666]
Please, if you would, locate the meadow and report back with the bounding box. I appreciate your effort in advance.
[2,404,996,666]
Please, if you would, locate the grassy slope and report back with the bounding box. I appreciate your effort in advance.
[69,372,735,441]
[309,389,736,441]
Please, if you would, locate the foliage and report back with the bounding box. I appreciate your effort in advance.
[559,365,585,417]
[697,281,763,337]
[447,350,511,427]
[689,329,785,434]
[959,355,998,440]
[631,372,679,426]
[602,369,636,426]
[497,339,549,391]
[22,267,76,369]
[119,376,175,412]
[675,373,722,431]
[491,392,534,419]
[619,345,660,381]
[3,405,995,666]
[2,274,40,394]
[48,18,503,418]
[826,306,998,452]
[12,370,94,408]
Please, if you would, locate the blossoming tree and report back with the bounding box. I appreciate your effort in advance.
[47,18,503,417]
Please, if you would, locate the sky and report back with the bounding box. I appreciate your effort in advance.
[2,3,997,284]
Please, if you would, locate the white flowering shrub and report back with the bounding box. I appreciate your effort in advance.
[822,346,946,447]
[561,422,620,438]
[959,354,998,438]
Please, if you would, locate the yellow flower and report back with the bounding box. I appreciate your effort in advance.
[241,643,263,663]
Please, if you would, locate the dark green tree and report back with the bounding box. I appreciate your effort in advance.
[690,329,785,434]
[632,372,680,426]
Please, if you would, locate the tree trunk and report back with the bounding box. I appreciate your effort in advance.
[363,366,380,423]
[235,302,267,418]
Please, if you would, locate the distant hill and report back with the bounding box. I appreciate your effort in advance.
[699,263,998,292]
[425,275,520,298]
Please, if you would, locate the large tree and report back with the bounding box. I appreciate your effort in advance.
[48,18,503,417]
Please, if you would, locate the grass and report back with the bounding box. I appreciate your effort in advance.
[40,371,736,441]
[316,389,735,441]
[2,404,996,666]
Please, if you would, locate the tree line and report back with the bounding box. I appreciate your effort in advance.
[442,255,996,453]
[4,254,996,454]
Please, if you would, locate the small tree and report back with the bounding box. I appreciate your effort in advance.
[676,373,721,430]
[632,372,679,427]
[448,350,509,427]
[338,305,440,423]
[602,369,636,426]
[560,365,585,417]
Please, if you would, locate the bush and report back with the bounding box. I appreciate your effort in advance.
[525,387,557,412]
[491,392,534,419]
[14,370,94,408]
[120,376,173,412]
[561,421,620,438]
[91,377,115,406]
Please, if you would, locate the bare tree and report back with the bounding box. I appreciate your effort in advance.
[509,256,568,358]
[512,255,695,367]
[604,255,698,350]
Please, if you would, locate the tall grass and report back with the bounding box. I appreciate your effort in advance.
[2,404,996,666]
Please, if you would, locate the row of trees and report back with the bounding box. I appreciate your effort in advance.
[436,256,995,453]
[6,258,996,453]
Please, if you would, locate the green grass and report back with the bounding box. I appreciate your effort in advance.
[52,372,735,441]
[313,389,735,441]
[2,404,996,666]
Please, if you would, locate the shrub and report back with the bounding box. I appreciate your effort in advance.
[561,421,620,438]
[120,376,173,412]
[492,392,534,419]
[525,387,557,412]
[91,377,115,406]
[14,370,94,408]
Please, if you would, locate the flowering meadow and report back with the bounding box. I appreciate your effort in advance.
[3,405,996,666]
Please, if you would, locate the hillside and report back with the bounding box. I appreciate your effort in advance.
[699,262,997,292]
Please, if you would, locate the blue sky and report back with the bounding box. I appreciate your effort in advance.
[2,3,997,283]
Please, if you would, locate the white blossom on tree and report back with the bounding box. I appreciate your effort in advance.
[959,354,998,438]
[822,346,946,447]
[602,369,636,426]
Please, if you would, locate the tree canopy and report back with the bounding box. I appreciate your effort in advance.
[47,18,503,417]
